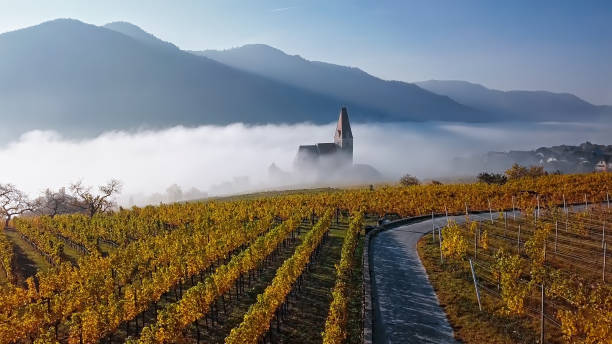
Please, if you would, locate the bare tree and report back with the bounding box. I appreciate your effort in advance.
[37,187,78,217]
[0,184,37,228]
[70,179,122,218]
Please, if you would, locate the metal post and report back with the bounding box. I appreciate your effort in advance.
[469,259,482,311]
[474,224,478,259]
[607,192,610,209]
[504,212,507,232]
[439,228,443,264]
[432,211,435,242]
[489,199,493,224]
[603,220,606,249]
[604,242,607,283]
[555,221,558,253]
[518,225,521,254]
[563,194,567,215]
[445,206,449,225]
[512,196,516,221]
[585,194,588,210]
[540,283,545,344]
[537,195,540,220]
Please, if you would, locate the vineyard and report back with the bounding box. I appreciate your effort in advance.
[419,199,611,343]
[0,172,610,343]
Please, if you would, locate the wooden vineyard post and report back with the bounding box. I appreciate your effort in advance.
[488,199,493,224]
[465,202,469,217]
[607,192,610,209]
[517,225,521,254]
[563,194,567,216]
[585,194,588,210]
[512,196,516,221]
[541,283,545,344]
[469,259,482,311]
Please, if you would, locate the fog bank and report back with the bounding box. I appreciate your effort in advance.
[0,121,610,205]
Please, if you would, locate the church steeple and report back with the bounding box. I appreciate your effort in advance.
[334,107,353,162]
[334,107,353,143]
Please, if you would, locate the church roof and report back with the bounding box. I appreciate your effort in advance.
[316,143,338,155]
[298,145,319,155]
[335,107,353,139]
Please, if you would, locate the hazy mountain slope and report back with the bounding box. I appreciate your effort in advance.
[416,80,611,122]
[193,44,486,122]
[103,21,179,52]
[0,19,383,140]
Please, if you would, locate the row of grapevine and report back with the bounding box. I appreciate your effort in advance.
[224,210,333,344]
[322,212,363,344]
[46,215,277,343]
[13,218,66,265]
[135,210,307,343]
[0,230,15,285]
[434,204,610,343]
[0,201,277,343]
[0,172,608,342]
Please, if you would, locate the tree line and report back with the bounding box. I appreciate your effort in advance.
[0,180,121,228]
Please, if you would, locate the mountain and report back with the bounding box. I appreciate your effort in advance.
[103,21,179,52]
[454,141,612,174]
[416,80,612,122]
[193,44,485,122]
[0,19,385,140]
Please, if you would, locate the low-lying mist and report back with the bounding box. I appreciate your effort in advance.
[1,121,610,206]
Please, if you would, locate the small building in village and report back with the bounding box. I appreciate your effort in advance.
[595,159,612,172]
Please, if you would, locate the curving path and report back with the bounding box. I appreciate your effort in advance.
[370,212,505,344]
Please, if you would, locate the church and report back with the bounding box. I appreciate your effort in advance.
[295,107,353,168]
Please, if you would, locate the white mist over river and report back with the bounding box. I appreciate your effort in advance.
[0,121,610,205]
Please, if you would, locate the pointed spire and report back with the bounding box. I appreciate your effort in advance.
[335,107,353,140]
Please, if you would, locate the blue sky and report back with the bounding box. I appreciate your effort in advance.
[1,0,611,104]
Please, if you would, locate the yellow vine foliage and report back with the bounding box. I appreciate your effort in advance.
[322,212,363,344]
[441,221,468,261]
[494,251,529,315]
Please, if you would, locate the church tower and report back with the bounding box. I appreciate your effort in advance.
[334,107,353,163]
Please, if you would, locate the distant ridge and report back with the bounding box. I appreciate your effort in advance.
[0,19,609,142]
[0,19,381,140]
[194,44,485,122]
[416,80,612,122]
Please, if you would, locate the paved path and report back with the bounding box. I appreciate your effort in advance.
[370,212,504,344]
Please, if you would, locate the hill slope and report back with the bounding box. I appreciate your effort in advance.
[0,19,383,139]
[416,80,612,122]
[194,44,485,122]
